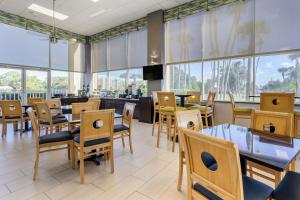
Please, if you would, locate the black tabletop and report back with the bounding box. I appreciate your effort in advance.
[200,124,300,171]
[175,94,192,98]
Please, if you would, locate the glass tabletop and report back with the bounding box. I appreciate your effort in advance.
[200,124,300,171]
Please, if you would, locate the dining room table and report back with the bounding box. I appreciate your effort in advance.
[199,124,300,176]
[175,94,191,107]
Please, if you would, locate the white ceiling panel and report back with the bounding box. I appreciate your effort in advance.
[0,0,190,35]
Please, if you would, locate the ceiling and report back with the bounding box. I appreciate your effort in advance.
[0,0,191,35]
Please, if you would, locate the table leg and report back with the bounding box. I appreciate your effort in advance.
[180,97,185,107]
[240,157,247,175]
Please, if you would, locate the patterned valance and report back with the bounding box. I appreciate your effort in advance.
[0,10,87,43]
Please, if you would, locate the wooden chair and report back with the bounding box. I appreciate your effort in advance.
[294,111,300,137]
[45,98,63,116]
[185,91,201,107]
[179,128,273,200]
[228,92,252,124]
[151,91,160,136]
[35,102,68,134]
[113,102,136,154]
[0,100,26,137]
[70,102,97,133]
[175,110,203,191]
[188,92,216,128]
[27,97,43,105]
[27,109,74,180]
[157,92,186,152]
[248,110,294,187]
[88,98,101,110]
[260,92,295,113]
[73,109,115,184]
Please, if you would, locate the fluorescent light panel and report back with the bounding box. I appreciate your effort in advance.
[90,9,112,17]
[91,0,99,2]
[28,4,69,20]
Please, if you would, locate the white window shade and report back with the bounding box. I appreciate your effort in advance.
[255,0,300,53]
[202,0,254,59]
[92,40,107,72]
[108,35,127,70]
[128,29,147,67]
[0,23,49,67]
[166,13,202,64]
[51,40,68,70]
[68,42,86,72]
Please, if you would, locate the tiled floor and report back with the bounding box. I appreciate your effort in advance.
[0,120,187,200]
[1,120,299,200]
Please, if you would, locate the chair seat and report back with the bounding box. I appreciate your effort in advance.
[272,171,300,200]
[39,131,73,144]
[234,107,252,113]
[294,110,300,117]
[194,175,273,200]
[53,114,66,119]
[114,124,129,132]
[4,113,27,119]
[160,106,187,112]
[188,105,212,113]
[40,117,68,125]
[73,136,110,147]
[71,126,80,135]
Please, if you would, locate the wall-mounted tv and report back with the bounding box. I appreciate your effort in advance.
[143,64,163,80]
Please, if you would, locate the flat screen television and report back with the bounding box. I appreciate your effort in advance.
[143,64,163,80]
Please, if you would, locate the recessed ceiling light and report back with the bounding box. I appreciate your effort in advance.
[28,3,69,20]
[91,0,100,2]
[90,9,112,17]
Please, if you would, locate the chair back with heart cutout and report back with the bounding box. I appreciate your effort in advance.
[0,100,23,118]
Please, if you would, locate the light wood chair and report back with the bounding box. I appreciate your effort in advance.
[70,102,97,132]
[260,92,295,113]
[113,102,136,154]
[157,92,186,152]
[88,98,101,110]
[27,109,74,180]
[45,98,63,116]
[0,100,26,137]
[294,111,300,137]
[27,97,43,105]
[151,91,160,136]
[73,109,115,184]
[179,128,273,200]
[35,102,68,135]
[175,110,203,191]
[228,92,252,124]
[188,92,216,128]
[248,110,294,187]
[185,91,201,107]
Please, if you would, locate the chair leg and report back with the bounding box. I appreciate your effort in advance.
[2,121,7,137]
[232,113,236,124]
[211,115,215,127]
[79,149,85,184]
[74,147,78,169]
[121,133,125,148]
[128,131,133,154]
[13,122,17,133]
[274,172,282,188]
[33,151,40,180]
[67,144,70,160]
[167,115,171,141]
[172,123,177,152]
[50,126,53,134]
[45,127,48,135]
[69,143,75,169]
[152,111,156,136]
[110,147,114,173]
[204,114,208,128]
[177,151,184,191]
[20,119,23,136]
[157,113,162,148]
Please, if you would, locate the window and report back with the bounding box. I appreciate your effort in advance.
[51,40,68,70]
[255,53,300,95]
[128,68,147,95]
[25,70,48,98]
[94,72,108,91]
[69,72,84,95]
[167,63,202,94]
[0,23,49,67]
[109,70,127,92]
[203,57,253,101]
[0,68,22,100]
[51,70,68,96]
